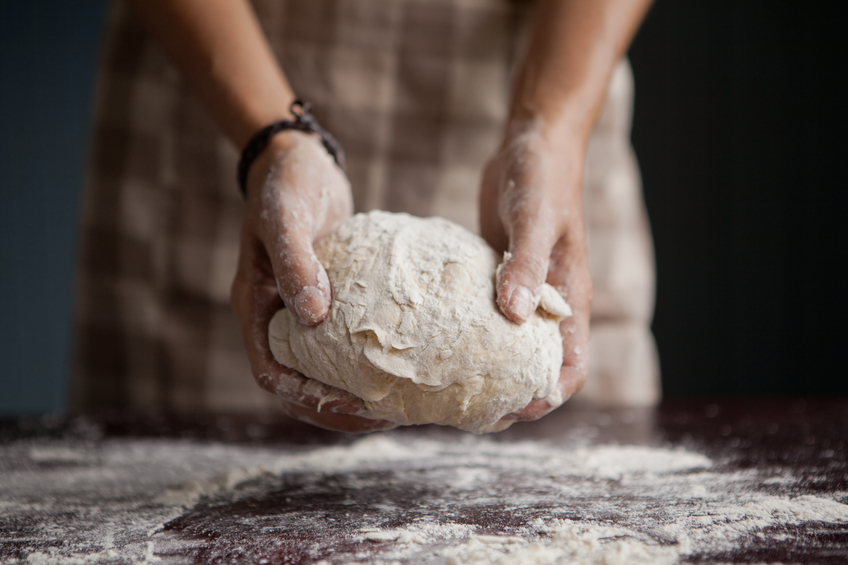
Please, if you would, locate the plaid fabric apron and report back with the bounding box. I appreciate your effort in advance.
[71,0,658,412]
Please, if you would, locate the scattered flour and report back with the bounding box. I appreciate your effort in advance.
[348,490,848,565]
[2,431,846,564]
[155,435,710,508]
[572,444,711,480]
[440,520,682,565]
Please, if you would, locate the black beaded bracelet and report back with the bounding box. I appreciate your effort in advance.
[236,100,346,197]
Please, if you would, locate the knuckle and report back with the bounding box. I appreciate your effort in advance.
[253,372,278,394]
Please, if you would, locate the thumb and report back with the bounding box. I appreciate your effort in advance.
[496,214,557,324]
[266,229,332,326]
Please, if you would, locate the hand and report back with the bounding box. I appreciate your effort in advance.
[230,130,397,433]
[480,120,593,422]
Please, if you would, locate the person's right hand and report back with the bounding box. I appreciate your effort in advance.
[479,120,593,424]
[230,130,397,433]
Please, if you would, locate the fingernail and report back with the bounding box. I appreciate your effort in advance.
[508,285,535,321]
[293,285,329,325]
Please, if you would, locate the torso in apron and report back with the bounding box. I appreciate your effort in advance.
[71,0,658,412]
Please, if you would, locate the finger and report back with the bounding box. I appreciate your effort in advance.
[501,236,592,422]
[231,232,295,393]
[230,232,324,398]
[266,227,332,327]
[548,236,593,400]
[231,232,393,428]
[270,370,371,416]
[250,136,342,327]
[281,401,399,434]
[502,398,553,422]
[496,204,558,324]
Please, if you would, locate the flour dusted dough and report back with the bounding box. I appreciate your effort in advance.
[268,211,571,433]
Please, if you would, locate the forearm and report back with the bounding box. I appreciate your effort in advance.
[510,0,652,146]
[128,0,295,148]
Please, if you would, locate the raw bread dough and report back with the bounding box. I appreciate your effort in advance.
[268,211,571,433]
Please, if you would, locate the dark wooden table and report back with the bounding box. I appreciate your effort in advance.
[1,399,846,564]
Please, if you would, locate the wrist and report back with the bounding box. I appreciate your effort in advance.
[236,94,298,148]
[501,110,590,160]
[495,115,588,206]
[243,130,309,200]
[237,101,345,198]
[505,98,595,151]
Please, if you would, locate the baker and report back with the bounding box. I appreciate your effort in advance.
[72,0,659,431]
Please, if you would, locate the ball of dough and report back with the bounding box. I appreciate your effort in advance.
[268,211,571,433]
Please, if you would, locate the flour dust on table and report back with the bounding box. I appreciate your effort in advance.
[3,426,847,564]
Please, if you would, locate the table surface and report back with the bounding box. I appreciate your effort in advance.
[1,399,846,564]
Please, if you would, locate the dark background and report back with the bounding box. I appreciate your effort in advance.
[0,1,107,414]
[629,1,848,398]
[1,1,846,414]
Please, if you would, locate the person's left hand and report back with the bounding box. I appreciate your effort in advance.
[479,120,593,422]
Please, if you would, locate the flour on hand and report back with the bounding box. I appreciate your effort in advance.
[268,211,571,433]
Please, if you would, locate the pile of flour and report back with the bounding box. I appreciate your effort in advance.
[3,429,847,564]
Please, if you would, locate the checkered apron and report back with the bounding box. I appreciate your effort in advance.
[71,0,658,412]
